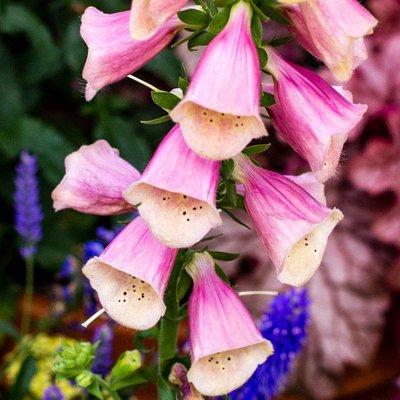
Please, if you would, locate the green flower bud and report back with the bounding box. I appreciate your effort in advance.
[111,350,142,380]
[53,341,97,379]
[76,371,94,388]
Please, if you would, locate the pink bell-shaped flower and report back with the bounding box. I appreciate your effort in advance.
[264,47,367,182]
[170,1,267,160]
[130,0,187,40]
[81,6,181,101]
[84,216,178,330]
[124,125,222,248]
[186,252,273,396]
[283,0,378,81]
[232,154,343,286]
[52,140,140,215]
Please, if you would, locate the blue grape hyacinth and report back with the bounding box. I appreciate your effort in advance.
[231,288,310,400]
[14,151,43,259]
[92,323,114,376]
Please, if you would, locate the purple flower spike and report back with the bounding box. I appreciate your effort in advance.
[14,151,43,259]
[42,385,64,400]
[231,288,310,400]
[92,323,114,376]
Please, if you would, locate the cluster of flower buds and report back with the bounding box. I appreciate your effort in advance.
[52,0,376,395]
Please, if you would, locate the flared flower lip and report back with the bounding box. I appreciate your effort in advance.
[191,338,273,365]
[84,256,166,302]
[123,180,221,216]
[278,207,344,286]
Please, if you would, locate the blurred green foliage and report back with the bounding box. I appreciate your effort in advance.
[0,0,181,314]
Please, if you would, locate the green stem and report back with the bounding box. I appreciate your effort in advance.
[97,377,121,400]
[21,256,34,334]
[156,252,184,399]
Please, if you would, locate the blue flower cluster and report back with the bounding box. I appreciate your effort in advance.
[42,385,63,400]
[92,323,114,376]
[231,288,310,400]
[14,151,43,259]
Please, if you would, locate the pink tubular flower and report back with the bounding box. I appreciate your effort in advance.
[81,6,181,101]
[52,140,140,215]
[170,1,267,160]
[283,0,378,81]
[265,48,367,182]
[186,252,273,396]
[130,0,187,40]
[83,216,178,330]
[232,154,343,287]
[124,125,221,248]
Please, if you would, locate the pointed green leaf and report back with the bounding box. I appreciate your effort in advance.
[178,9,210,26]
[209,251,240,261]
[261,92,275,107]
[208,6,231,35]
[151,91,181,111]
[242,143,271,156]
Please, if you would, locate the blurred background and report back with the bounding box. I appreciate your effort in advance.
[0,0,400,399]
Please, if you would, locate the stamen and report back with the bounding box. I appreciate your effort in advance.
[81,308,106,328]
[238,291,279,297]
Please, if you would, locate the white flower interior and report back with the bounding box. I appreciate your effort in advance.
[187,341,272,396]
[124,184,222,248]
[83,259,165,330]
[279,209,344,287]
[171,102,266,160]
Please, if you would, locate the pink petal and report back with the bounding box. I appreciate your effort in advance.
[170,1,267,160]
[81,7,180,100]
[233,154,343,286]
[286,0,377,81]
[265,48,367,182]
[52,140,140,215]
[186,252,272,396]
[124,125,222,248]
[83,216,178,330]
[130,0,187,40]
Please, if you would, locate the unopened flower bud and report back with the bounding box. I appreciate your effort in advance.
[76,371,94,388]
[53,341,97,378]
[111,350,141,380]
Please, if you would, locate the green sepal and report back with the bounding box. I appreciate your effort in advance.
[258,47,268,68]
[188,30,215,50]
[86,381,103,400]
[215,263,230,283]
[178,9,210,27]
[178,77,189,92]
[242,143,271,155]
[208,6,231,34]
[251,14,263,46]
[261,91,275,107]
[258,0,290,24]
[208,251,240,261]
[151,91,181,112]
[268,35,293,47]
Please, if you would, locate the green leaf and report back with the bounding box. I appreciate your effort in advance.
[178,9,209,26]
[221,208,252,230]
[221,159,234,180]
[259,1,290,24]
[86,381,103,400]
[140,115,171,125]
[242,143,271,155]
[177,269,192,301]
[251,14,263,47]
[257,47,268,68]
[215,263,230,283]
[157,377,176,400]
[10,356,36,400]
[261,91,276,107]
[109,375,147,391]
[268,35,293,47]
[151,91,181,111]
[178,77,189,93]
[226,180,237,206]
[208,251,240,261]
[188,31,215,50]
[208,7,231,35]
